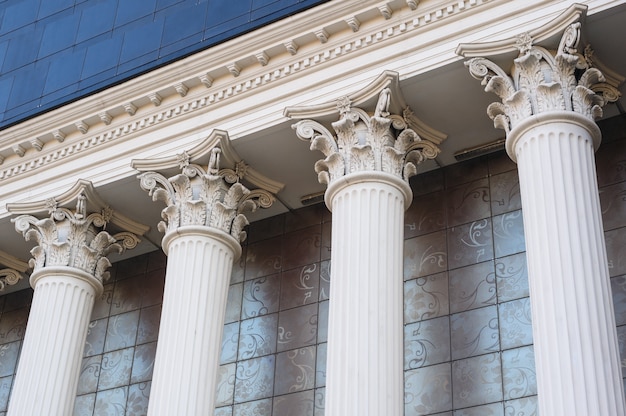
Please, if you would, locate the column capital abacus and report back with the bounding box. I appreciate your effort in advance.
[291,87,441,188]
[137,146,274,244]
[10,191,141,283]
[462,20,620,158]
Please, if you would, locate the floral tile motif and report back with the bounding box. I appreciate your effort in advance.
[314,388,325,416]
[77,354,103,395]
[404,316,451,370]
[233,398,273,416]
[490,170,521,216]
[280,263,320,310]
[92,283,114,320]
[126,382,150,416]
[404,231,447,280]
[405,190,446,239]
[103,310,140,352]
[130,342,156,384]
[221,322,240,365]
[73,393,95,416]
[448,219,494,270]
[404,362,452,416]
[493,210,525,258]
[234,355,275,403]
[282,225,322,271]
[612,275,626,326]
[452,352,502,409]
[498,298,533,350]
[504,395,538,416]
[231,246,246,285]
[215,363,236,407]
[98,347,134,391]
[319,261,330,302]
[449,261,496,314]
[84,319,107,357]
[454,402,504,415]
[446,178,491,228]
[215,406,233,416]
[404,272,449,323]
[273,390,315,416]
[277,303,318,352]
[238,314,278,360]
[0,341,20,378]
[274,346,316,396]
[495,253,529,303]
[451,306,499,360]
[242,275,280,319]
[502,345,536,400]
[94,386,128,416]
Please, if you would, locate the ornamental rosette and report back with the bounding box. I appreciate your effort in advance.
[465,23,620,135]
[12,193,140,282]
[292,88,440,186]
[138,147,273,242]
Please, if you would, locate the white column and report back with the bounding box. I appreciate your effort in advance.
[324,172,410,415]
[7,192,140,416]
[137,147,272,416]
[511,113,624,415]
[8,268,100,415]
[464,22,625,415]
[292,87,440,416]
[146,227,239,415]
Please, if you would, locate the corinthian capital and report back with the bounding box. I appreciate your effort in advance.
[291,87,441,186]
[137,146,274,242]
[463,22,620,135]
[11,192,140,281]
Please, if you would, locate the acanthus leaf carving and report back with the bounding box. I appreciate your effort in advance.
[137,145,274,242]
[292,88,440,186]
[0,268,23,291]
[465,22,615,134]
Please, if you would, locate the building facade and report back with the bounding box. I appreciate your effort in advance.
[0,1,625,415]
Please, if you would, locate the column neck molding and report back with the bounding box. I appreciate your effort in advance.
[160,225,242,260]
[507,110,601,161]
[325,171,412,211]
[30,266,104,295]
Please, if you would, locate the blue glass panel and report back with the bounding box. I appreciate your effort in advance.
[7,63,46,107]
[2,30,42,72]
[119,19,164,63]
[37,0,74,20]
[0,0,40,35]
[161,3,206,46]
[156,0,185,12]
[206,0,253,26]
[0,76,15,115]
[81,35,123,79]
[43,49,86,94]
[114,0,157,27]
[38,13,81,59]
[76,1,117,43]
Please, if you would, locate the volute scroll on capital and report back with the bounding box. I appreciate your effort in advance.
[290,86,442,187]
[10,192,142,282]
[462,21,621,136]
[136,146,275,243]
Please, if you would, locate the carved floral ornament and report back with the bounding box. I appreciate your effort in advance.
[138,147,274,243]
[0,269,22,291]
[12,193,140,282]
[292,88,441,186]
[465,23,621,135]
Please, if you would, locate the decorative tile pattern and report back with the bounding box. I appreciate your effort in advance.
[73,393,95,416]
[130,342,156,384]
[404,362,452,415]
[502,346,536,400]
[493,210,525,258]
[280,263,320,310]
[242,275,280,319]
[233,398,272,416]
[404,316,451,369]
[404,231,448,280]
[77,354,103,395]
[612,275,626,326]
[103,310,140,352]
[448,219,494,270]
[606,227,626,277]
[446,178,491,227]
[273,390,315,416]
[277,304,318,352]
[454,402,503,415]
[98,347,134,391]
[490,170,521,216]
[274,346,316,396]
[452,352,502,409]
[225,283,243,324]
[84,319,108,357]
[126,382,151,416]
[499,298,533,350]
[94,386,128,416]
[282,225,321,271]
[0,376,11,412]
[0,341,20,378]
[234,355,275,403]
[238,314,278,360]
[449,261,496,313]
[216,363,236,407]
[405,190,446,239]
[221,322,240,365]
[136,304,161,345]
[319,261,330,302]
[404,273,449,323]
[0,307,28,344]
[316,343,327,388]
[245,237,283,279]
[451,306,499,360]
[504,395,538,415]
[495,253,529,303]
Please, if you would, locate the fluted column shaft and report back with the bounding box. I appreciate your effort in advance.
[510,112,625,415]
[324,171,411,416]
[7,267,101,416]
[147,226,240,416]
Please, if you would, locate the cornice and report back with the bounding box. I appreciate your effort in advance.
[0,0,494,182]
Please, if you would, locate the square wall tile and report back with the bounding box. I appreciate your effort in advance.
[405,190,446,238]
[452,353,502,409]
[448,219,494,270]
[404,231,447,280]
[273,390,315,416]
[493,210,525,258]
[404,362,452,415]
[451,306,499,360]
[449,261,496,313]
[234,355,275,403]
[446,178,491,227]
[502,345,536,400]
[277,303,318,352]
[498,298,533,350]
[495,252,529,303]
[242,275,280,319]
[238,314,278,360]
[404,272,449,323]
[404,316,451,369]
[274,346,316,395]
